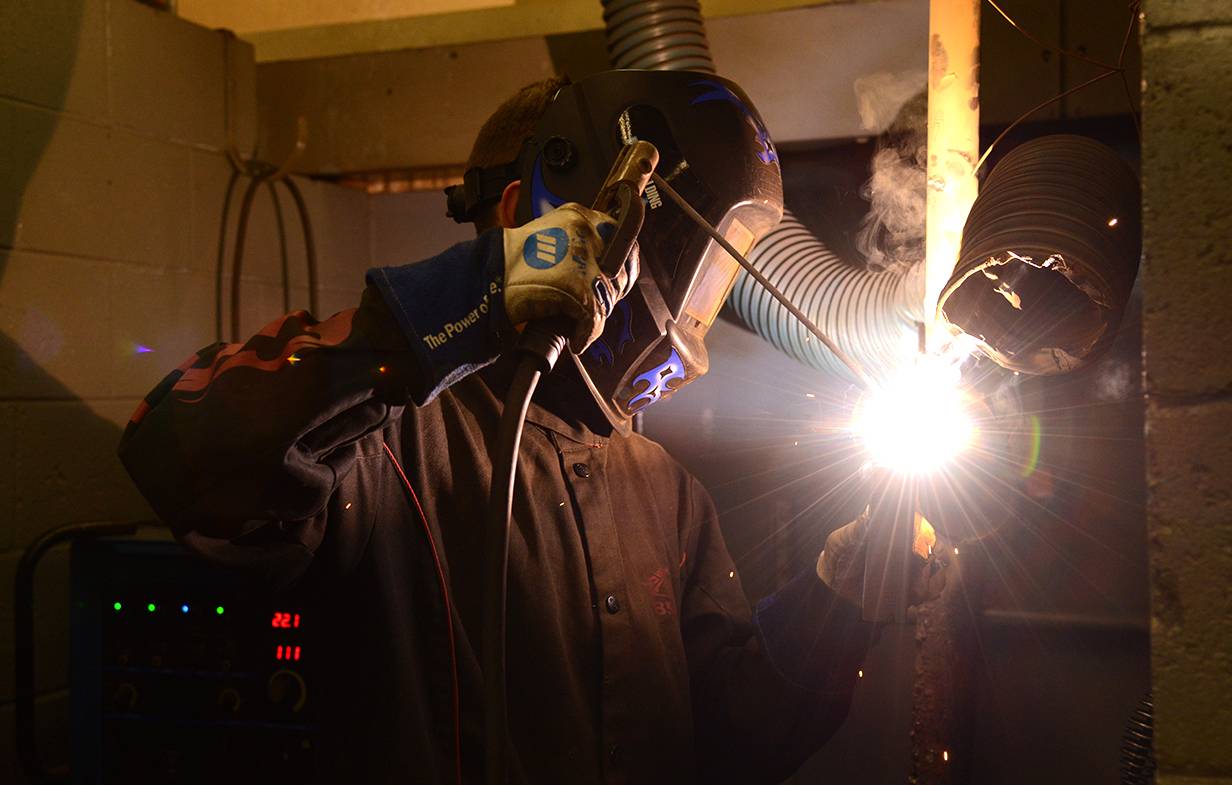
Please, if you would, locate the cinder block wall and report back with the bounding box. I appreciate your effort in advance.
[1142,1,1232,783]
[0,2,377,778]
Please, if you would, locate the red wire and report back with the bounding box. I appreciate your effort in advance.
[382,440,463,785]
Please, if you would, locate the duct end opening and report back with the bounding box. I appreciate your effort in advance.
[939,252,1113,375]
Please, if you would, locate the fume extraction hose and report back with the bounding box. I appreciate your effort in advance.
[601,0,925,386]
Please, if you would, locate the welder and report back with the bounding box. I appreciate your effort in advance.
[119,71,891,784]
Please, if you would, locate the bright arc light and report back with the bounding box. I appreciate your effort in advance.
[852,357,975,474]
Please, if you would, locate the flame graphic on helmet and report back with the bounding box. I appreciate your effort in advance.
[628,347,686,411]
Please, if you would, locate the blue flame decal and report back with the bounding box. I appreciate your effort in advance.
[689,80,778,165]
[627,347,686,411]
[586,300,635,368]
[530,154,566,218]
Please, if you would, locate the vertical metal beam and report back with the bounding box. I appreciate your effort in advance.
[924,0,980,347]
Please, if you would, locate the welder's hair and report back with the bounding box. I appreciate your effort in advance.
[466,75,571,231]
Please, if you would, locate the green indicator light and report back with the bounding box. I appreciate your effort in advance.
[113,602,122,612]
[215,605,225,615]
[147,603,156,613]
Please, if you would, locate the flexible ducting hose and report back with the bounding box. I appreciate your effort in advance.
[601,0,716,72]
[601,2,1141,383]
[601,0,924,383]
[938,134,1141,375]
[730,212,924,383]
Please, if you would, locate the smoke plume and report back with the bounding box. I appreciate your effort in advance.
[852,71,928,274]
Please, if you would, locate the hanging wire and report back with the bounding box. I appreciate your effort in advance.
[975,68,1122,172]
[978,0,1142,171]
[269,181,292,314]
[218,29,314,341]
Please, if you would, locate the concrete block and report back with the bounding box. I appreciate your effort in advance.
[0,0,109,122]
[108,267,214,398]
[1,102,191,267]
[370,190,473,267]
[312,286,363,321]
[1148,398,1232,534]
[236,280,290,340]
[109,0,256,150]
[709,0,928,142]
[0,252,113,400]
[289,177,370,293]
[12,400,154,547]
[257,37,557,172]
[1145,0,1232,29]
[1148,401,1232,775]
[0,546,71,705]
[1142,25,1232,397]
[0,690,71,784]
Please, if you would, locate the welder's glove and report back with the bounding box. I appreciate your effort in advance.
[502,202,636,352]
[816,505,949,614]
[367,202,635,406]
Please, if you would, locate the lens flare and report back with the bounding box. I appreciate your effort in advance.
[852,354,975,474]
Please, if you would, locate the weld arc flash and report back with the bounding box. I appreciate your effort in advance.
[451,69,785,433]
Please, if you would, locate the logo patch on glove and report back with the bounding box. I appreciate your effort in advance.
[523,227,569,270]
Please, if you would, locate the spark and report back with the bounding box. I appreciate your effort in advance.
[344,502,352,510]
[943,750,949,762]
[858,669,864,678]
[134,344,153,354]
[728,571,735,578]
[805,393,816,399]
[851,349,976,474]
[1107,217,1119,227]
[287,354,302,365]
[378,365,388,373]
[954,547,960,556]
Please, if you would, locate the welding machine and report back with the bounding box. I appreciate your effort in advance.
[17,528,317,784]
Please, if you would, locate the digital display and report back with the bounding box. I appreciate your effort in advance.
[275,645,302,661]
[271,611,304,663]
[271,612,301,629]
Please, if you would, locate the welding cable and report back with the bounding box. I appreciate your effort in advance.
[268,180,292,314]
[650,172,876,389]
[280,177,321,318]
[229,174,270,342]
[214,169,241,343]
[483,323,569,785]
[382,443,464,785]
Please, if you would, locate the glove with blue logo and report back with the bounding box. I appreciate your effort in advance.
[367,202,636,405]
[503,202,636,352]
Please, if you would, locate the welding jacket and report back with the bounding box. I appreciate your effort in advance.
[119,233,873,785]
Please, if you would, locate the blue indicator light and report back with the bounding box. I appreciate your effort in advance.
[181,604,190,614]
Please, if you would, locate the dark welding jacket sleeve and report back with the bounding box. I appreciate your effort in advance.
[118,231,506,584]
[683,479,874,785]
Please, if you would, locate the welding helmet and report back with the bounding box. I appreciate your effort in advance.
[514,69,784,433]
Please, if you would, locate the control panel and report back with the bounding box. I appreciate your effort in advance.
[71,538,317,784]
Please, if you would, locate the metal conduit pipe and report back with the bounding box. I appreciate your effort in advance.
[601,0,926,383]
[730,212,924,383]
